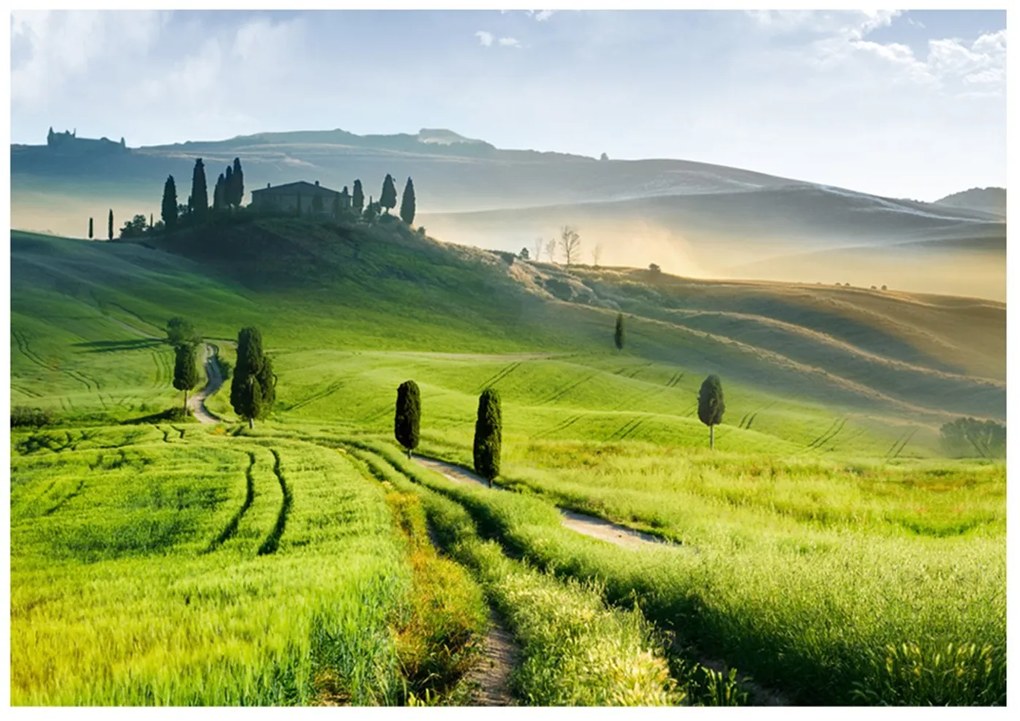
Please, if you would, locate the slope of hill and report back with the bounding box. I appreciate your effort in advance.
[934,187,1006,217]
[10,218,1005,461]
[11,127,1005,302]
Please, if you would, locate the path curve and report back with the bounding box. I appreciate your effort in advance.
[189,343,224,425]
[414,457,669,550]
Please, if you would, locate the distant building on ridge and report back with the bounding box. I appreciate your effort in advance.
[249,180,349,217]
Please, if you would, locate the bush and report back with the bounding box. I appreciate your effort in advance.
[11,406,53,428]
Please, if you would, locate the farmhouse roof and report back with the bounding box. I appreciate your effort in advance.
[251,180,340,196]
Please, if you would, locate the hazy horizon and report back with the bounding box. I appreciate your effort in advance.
[10,8,1007,202]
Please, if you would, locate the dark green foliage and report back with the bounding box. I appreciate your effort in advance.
[940,417,1006,458]
[161,175,178,230]
[88,217,93,239]
[394,380,422,455]
[399,177,416,225]
[224,166,234,205]
[165,317,200,347]
[614,313,625,351]
[230,326,276,428]
[519,247,530,260]
[191,158,208,217]
[698,374,725,449]
[213,173,226,211]
[364,196,379,222]
[473,388,502,484]
[380,174,397,214]
[172,344,200,411]
[107,209,113,241]
[352,179,365,213]
[11,406,53,428]
[119,215,148,239]
[230,157,244,207]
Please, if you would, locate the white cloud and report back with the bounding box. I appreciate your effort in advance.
[475,30,494,47]
[527,10,555,22]
[498,37,521,48]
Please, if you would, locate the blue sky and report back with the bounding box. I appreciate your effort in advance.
[9,8,1007,200]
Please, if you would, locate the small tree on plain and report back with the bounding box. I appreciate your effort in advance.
[380,174,397,214]
[161,175,178,230]
[394,380,421,457]
[614,313,625,351]
[88,217,93,239]
[697,374,725,449]
[473,388,502,487]
[560,225,581,266]
[230,326,276,429]
[173,343,201,412]
[400,177,416,225]
[108,209,114,241]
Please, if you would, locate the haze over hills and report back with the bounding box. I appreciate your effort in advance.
[11,126,1005,300]
[934,187,1006,217]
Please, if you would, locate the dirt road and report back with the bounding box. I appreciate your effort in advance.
[189,343,224,425]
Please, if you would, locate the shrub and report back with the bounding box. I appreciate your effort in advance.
[11,406,53,428]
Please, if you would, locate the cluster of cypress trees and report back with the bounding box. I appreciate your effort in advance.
[230,327,276,429]
[394,381,502,485]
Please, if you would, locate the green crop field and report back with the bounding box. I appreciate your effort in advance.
[9,217,1006,705]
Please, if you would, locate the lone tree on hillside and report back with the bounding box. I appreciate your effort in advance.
[352,179,365,214]
[380,174,398,214]
[400,177,416,225]
[697,374,725,449]
[88,217,93,239]
[191,159,209,218]
[173,343,201,412]
[107,209,114,241]
[519,247,530,260]
[614,313,625,351]
[166,317,201,347]
[229,157,244,207]
[473,388,502,487]
[560,225,581,266]
[394,380,421,457]
[161,175,178,230]
[230,326,276,428]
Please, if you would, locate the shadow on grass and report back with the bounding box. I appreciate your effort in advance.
[74,339,163,353]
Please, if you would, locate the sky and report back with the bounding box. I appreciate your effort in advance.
[8,6,1008,201]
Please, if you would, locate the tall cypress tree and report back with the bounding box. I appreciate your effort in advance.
[473,388,502,487]
[88,217,93,239]
[224,165,234,208]
[394,380,421,457]
[107,209,113,241]
[352,179,365,214]
[161,175,178,230]
[173,343,201,412]
[614,313,625,351]
[400,177,416,225]
[231,157,244,207]
[213,173,226,211]
[697,374,725,449]
[230,327,275,428]
[191,159,208,218]
[380,173,397,214]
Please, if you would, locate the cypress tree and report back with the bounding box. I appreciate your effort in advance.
[352,179,365,214]
[224,165,233,208]
[107,209,113,241]
[394,380,421,457]
[191,158,208,218]
[231,157,244,207]
[473,388,502,487]
[173,343,201,412]
[214,173,227,211]
[161,175,178,230]
[614,313,625,350]
[380,173,397,214]
[230,327,275,428]
[400,177,416,225]
[697,374,726,449]
[88,217,93,239]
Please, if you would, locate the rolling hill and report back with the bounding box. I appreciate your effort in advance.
[11,127,1005,299]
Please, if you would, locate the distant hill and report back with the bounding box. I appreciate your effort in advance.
[10,127,1005,299]
[934,187,1006,217]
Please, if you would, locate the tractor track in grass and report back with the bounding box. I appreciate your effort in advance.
[665,371,685,388]
[414,456,670,551]
[536,413,582,439]
[476,361,522,392]
[538,371,599,405]
[43,479,86,517]
[14,329,100,392]
[886,427,919,459]
[257,449,292,555]
[806,417,848,451]
[207,451,258,551]
[289,380,344,412]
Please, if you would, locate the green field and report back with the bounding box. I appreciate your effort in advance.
[9,217,1006,705]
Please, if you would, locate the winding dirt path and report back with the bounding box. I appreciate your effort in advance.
[188,343,224,425]
[465,609,519,705]
[414,457,669,550]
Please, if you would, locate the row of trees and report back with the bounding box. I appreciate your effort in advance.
[518,225,602,267]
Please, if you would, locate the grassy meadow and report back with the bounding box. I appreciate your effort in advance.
[9,218,1006,705]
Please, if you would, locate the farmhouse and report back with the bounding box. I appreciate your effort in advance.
[250,180,349,217]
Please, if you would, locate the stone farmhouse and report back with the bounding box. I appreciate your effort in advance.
[249,180,352,217]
